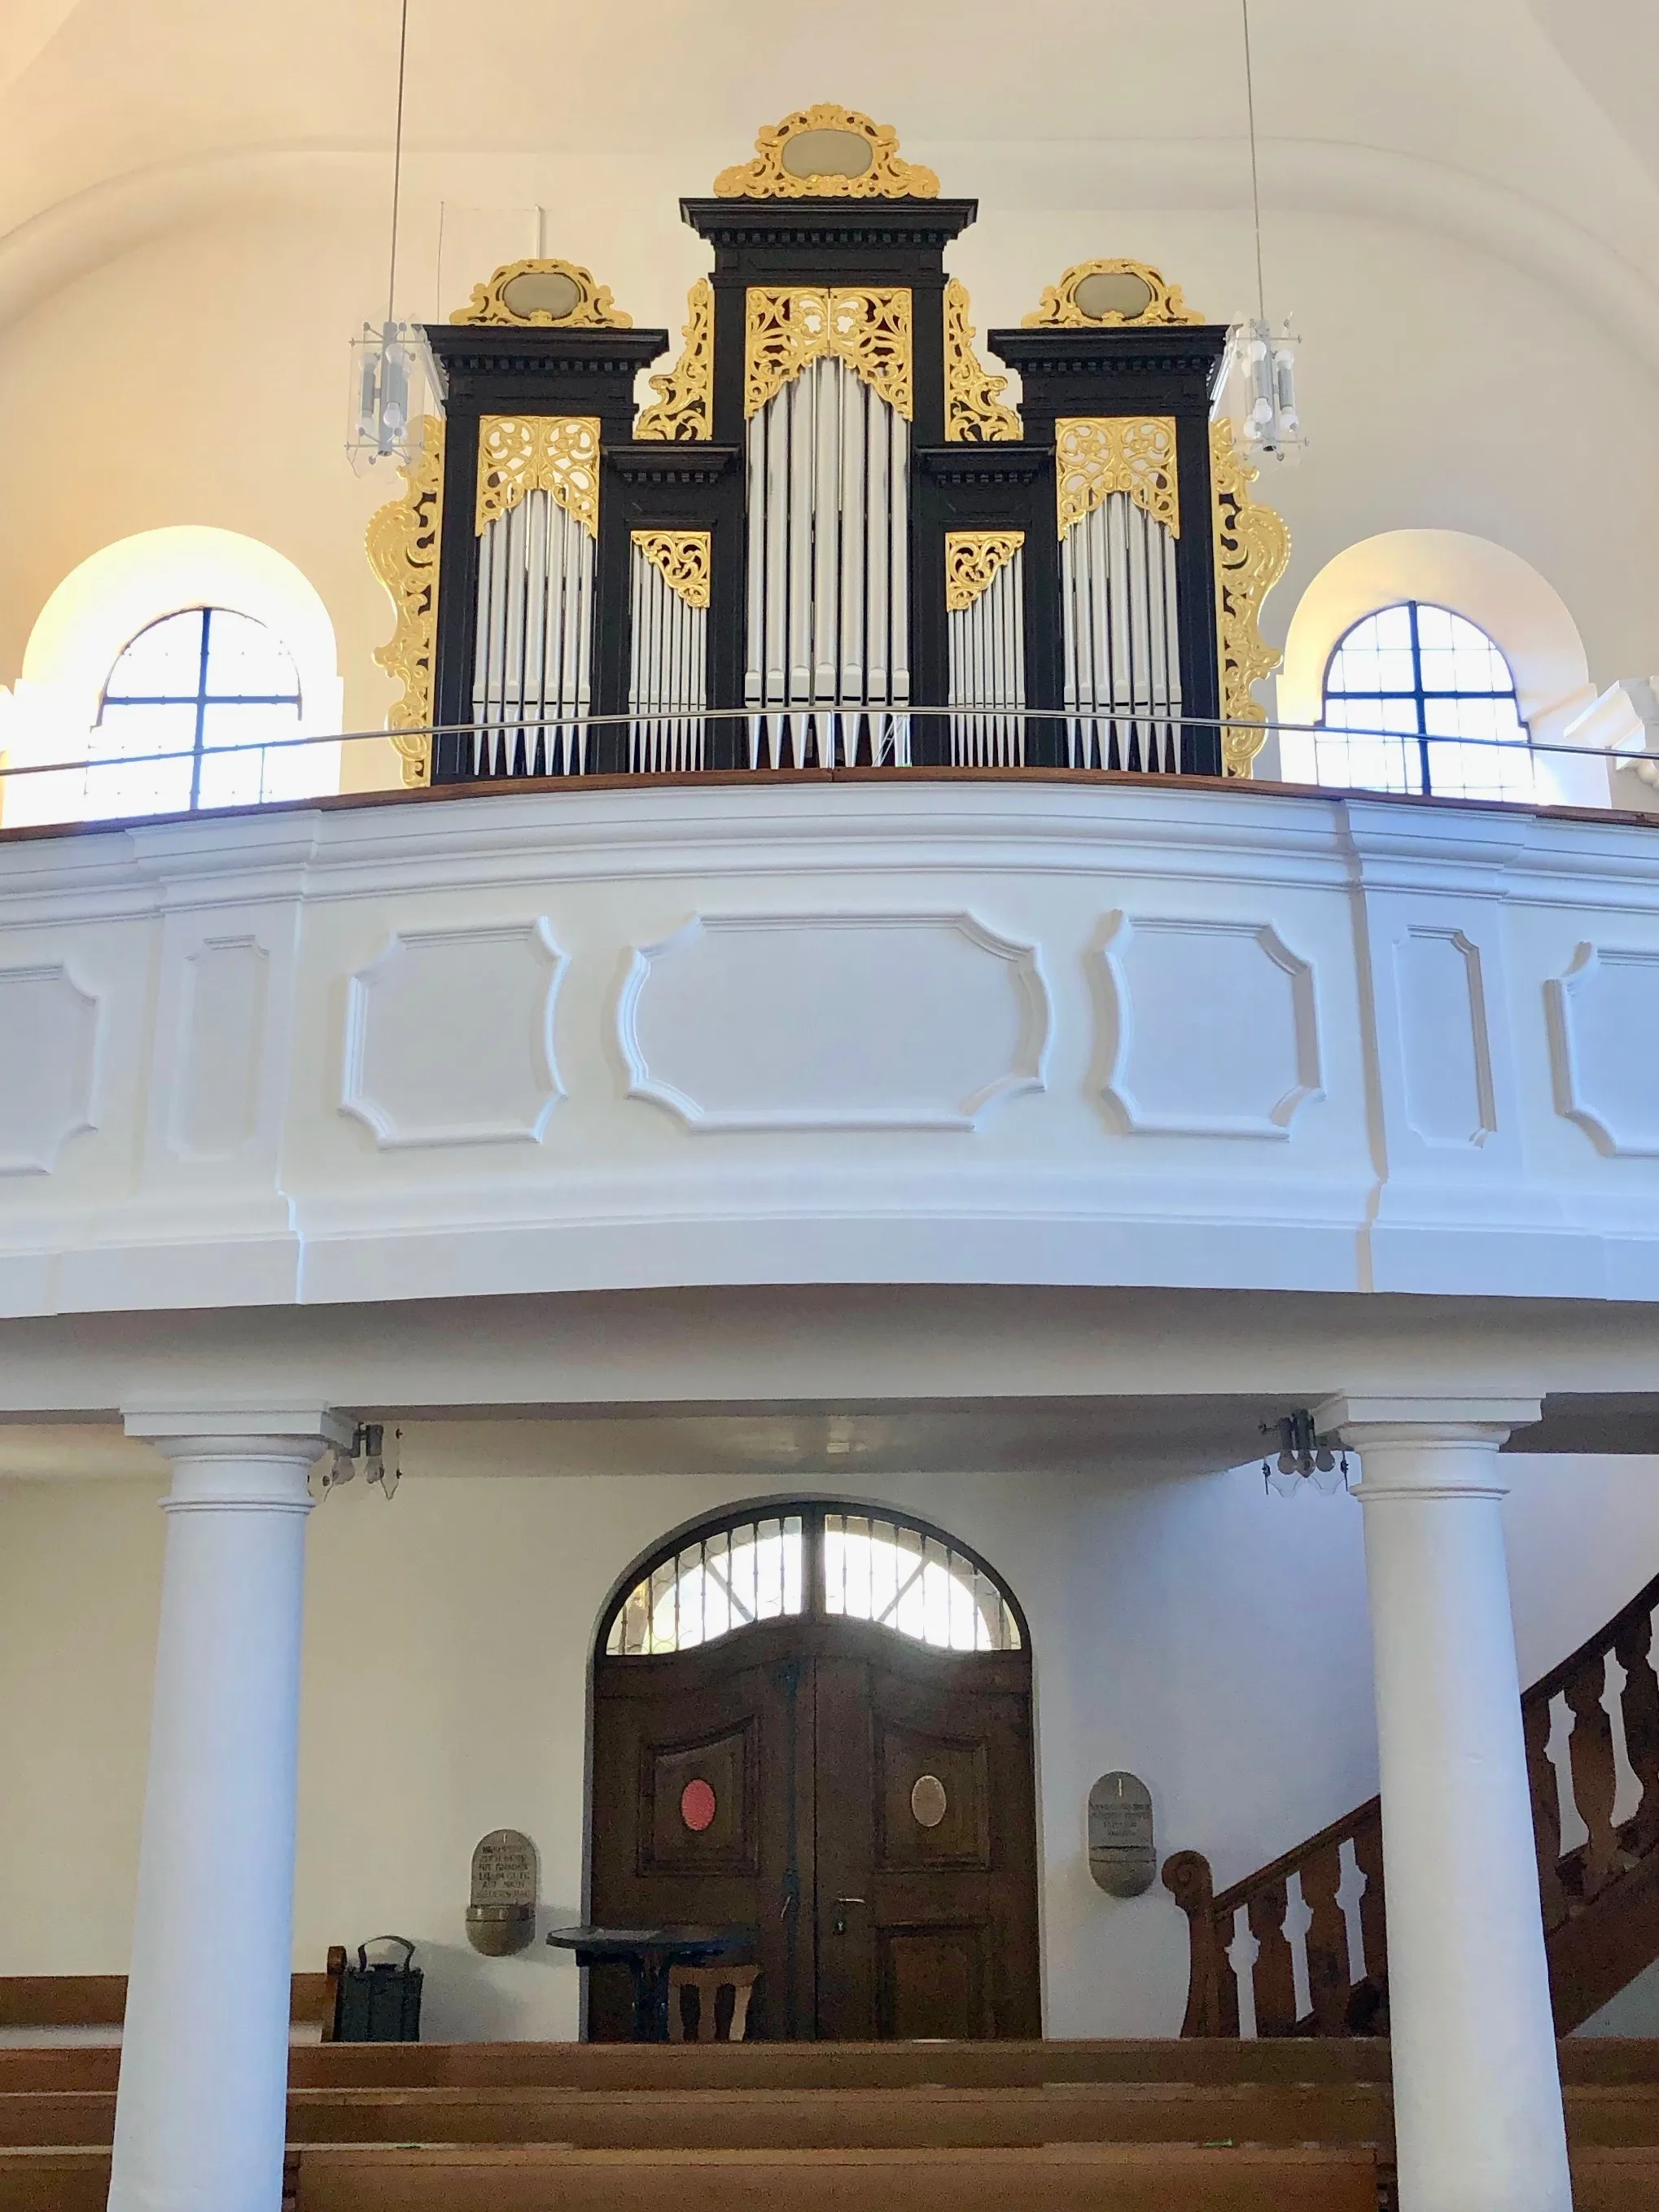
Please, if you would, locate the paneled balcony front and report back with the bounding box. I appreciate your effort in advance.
[3,766,1658,1321]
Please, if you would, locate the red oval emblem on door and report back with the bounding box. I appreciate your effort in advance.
[680,1779,717,1833]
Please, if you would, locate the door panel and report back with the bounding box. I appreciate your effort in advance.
[590,1626,814,2039]
[813,1634,1040,2040]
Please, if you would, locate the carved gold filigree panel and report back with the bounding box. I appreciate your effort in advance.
[945,531,1024,612]
[633,530,711,611]
[366,417,445,789]
[1056,418,1180,538]
[451,257,632,327]
[1023,259,1204,329]
[475,417,601,537]
[943,279,1021,443]
[637,278,714,441]
[1211,421,1291,777]
[745,288,913,419]
[715,104,939,199]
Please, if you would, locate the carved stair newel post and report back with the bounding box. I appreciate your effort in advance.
[1319,1394,1571,2212]
[109,1406,352,2212]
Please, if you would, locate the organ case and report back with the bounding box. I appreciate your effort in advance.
[371,106,1287,786]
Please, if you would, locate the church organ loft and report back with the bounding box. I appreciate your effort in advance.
[369,105,1289,791]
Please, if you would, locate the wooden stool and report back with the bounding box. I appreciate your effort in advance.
[667,1963,760,2043]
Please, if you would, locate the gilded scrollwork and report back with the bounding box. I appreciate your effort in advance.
[1055,418,1180,538]
[745,287,913,419]
[475,416,602,537]
[943,279,1021,443]
[714,104,939,200]
[450,257,632,327]
[636,278,714,441]
[1210,421,1290,777]
[366,416,445,789]
[945,531,1024,612]
[632,529,711,611]
[1023,258,1204,329]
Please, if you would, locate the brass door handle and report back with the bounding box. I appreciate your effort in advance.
[832,1895,866,1935]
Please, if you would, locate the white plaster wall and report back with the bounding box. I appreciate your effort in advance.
[2,1447,1653,2039]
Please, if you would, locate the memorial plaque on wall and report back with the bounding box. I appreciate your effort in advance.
[466,1828,538,1955]
[1088,1772,1156,1897]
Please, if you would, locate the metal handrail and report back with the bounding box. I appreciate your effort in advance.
[0,702,1648,786]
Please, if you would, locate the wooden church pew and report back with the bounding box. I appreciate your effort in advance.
[287,2143,1385,2212]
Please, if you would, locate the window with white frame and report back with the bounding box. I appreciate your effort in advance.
[1316,602,1534,801]
[91,607,308,818]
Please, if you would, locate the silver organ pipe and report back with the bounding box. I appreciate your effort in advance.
[1061,492,1182,773]
[745,357,910,769]
[471,490,595,776]
[628,537,709,773]
[947,547,1026,767]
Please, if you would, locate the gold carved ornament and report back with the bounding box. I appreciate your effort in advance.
[632,530,711,611]
[475,417,601,537]
[745,287,913,419]
[637,278,713,441]
[366,416,445,789]
[1024,259,1204,328]
[714,104,939,200]
[943,279,1021,443]
[1056,418,1180,538]
[945,531,1024,613]
[450,257,632,327]
[1210,420,1291,777]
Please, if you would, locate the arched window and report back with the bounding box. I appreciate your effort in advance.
[94,607,304,817]
[5,528,344,832]
[1317,602,1534,801]
[603,1504,1023,1657]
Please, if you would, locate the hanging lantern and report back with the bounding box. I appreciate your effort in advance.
[1214,317,1305,464]
[347,321,435,474]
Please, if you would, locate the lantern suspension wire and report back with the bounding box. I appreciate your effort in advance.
[385,0,412,326]
[1241,0,1267,322]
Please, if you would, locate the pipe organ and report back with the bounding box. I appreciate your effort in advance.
[371,105,1288,789]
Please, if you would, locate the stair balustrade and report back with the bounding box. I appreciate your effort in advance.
[1164,1570,1659,2037]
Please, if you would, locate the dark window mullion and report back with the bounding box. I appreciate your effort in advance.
[188,607,212,812]
[1407,599,1433,796]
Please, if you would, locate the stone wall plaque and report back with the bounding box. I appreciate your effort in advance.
[466,1828,538,1955]
[1088,1772,1156,1897]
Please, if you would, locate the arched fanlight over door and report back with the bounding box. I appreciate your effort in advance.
[602,1503,1023,1657]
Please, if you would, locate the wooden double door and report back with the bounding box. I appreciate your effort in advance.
[589,1615,1040,2039]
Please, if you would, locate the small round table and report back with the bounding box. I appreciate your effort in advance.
[545,1923,758,2043]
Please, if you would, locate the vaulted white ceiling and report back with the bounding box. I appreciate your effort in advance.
[2,0,1657,356]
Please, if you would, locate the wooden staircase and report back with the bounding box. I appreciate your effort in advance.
[2,2038,1658,2211]
[1164,1569,1659,2040]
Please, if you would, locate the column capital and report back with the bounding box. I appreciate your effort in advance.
[123,1406,353,1514]
[1314,1394,1540,1445]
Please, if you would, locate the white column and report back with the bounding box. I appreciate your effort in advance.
[110,1406,351,2212]
[1318,1395,1570,2212]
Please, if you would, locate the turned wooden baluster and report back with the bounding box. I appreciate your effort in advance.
[1523,1694,1569,1928]
[1613,1604,1659,1857]
[1563,1653,1622,1898]
[1298,1839,1353,2035]
[1352,1811,1388,1999]
[1246,1877,1298,2036]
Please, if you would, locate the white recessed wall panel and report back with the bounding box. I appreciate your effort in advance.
[1395,928,1496,1150]
[340,921,566,1150]
[1547,945,1659,1157]
[619,912,1048,1132]
[1097,916,1322,1139]
[0,965,100,1175]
